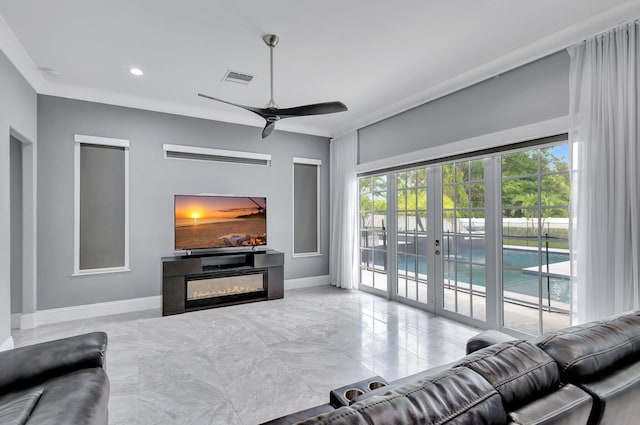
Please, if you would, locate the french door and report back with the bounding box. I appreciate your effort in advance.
[358,139,571,336]
[393,168,432,307]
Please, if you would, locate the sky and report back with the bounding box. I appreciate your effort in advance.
[550,144,569,164]
[175,196,266,219]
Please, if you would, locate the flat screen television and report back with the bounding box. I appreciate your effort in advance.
[174,195,267,251]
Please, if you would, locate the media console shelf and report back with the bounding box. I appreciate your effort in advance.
[161,250,284,316]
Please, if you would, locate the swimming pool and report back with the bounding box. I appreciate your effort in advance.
[393,246,571,304]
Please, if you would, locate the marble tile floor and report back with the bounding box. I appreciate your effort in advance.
[11,285,482,425]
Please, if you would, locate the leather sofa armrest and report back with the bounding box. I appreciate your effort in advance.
[508,384,592,425]
[0,332,107,394]
[466,330,517,354]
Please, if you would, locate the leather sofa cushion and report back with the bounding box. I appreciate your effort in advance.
[536,312,640,380]
[455,340,560,410]
[296,367,507,425]
[615,311,640,350]
[25,369,109,425]
[579,360,640,425]
[507,384,592,425]
[0,332,107,394]
[0,387,44,425]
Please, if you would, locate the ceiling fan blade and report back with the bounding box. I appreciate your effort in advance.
[262,121,277,139]
[275,101,348,117]
[198,35,348,139]
[198,93,269,118]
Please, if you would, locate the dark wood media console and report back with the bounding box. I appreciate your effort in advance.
[161,250,284,316]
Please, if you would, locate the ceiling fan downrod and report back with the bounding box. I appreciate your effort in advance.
[263,34,279,109]
[197,33,347,139]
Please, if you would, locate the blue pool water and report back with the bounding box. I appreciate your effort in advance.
[391,246,571,304]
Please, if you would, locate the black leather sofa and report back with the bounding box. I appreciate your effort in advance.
[262,311,640,425]
[0,332,110,425]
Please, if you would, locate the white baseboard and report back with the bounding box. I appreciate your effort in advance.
[0,336,14,352]
[284,274,330,290]
[12,277,326,329]
[16,296,162,329]
[20,313,36,330]
[11,313,21,329]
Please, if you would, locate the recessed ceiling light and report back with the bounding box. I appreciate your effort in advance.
[129,67,144,76]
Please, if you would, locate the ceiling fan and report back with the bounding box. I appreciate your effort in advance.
[198,34,348,138]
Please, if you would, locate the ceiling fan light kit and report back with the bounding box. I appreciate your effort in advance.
[199,34,347,139]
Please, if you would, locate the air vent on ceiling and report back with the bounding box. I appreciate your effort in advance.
[223,70,254,85]
[163,144,271,166]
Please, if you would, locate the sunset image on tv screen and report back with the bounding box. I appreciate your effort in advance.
[175,195,266,250]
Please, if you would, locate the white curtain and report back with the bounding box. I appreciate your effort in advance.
[329,132,359,290]
[569,21,640,323]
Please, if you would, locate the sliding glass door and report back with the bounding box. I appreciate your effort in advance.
[500,146,570,335]
[441,159,487,321]
[359,175,388,293]
[358,138,571,336]
[395,168,430,306]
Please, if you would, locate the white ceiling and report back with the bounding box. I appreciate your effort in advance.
[0,0,638,138]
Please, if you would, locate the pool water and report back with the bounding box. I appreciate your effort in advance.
[395,247,571,304]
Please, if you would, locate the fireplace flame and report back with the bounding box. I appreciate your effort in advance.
[189,286,263,300]
[186,274,265,302]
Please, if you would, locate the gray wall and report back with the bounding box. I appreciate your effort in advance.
[10,136,22,314]
[37,95,330,310]
[0,49,37,343]
[358,51,570,164]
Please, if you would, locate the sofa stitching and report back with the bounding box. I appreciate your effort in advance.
[26,387,45,422]
[536,321,607,348]
[537,317,640,349]
[457,340,527,367]
[432,390,500,425]
[456,341,559,388]
[561,339,637,371]
[491,359,557,388]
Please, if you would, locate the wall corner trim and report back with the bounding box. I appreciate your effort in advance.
[0,14,45,91]
[0,336,15,352]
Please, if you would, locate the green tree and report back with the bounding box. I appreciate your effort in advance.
[512,192,568,231]
[501,148,570,218]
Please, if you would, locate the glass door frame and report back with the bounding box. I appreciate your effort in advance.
[358,174,390,299]
[357,137,570,337]
[360,165,494,330]
[432,161,494,329]
[386,169,439,313]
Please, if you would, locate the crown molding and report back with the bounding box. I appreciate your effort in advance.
[0,6,330,139]
[3,2,640,139]
[334,0,640,137]
[0,13,44,91]
[39,81,331,138]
